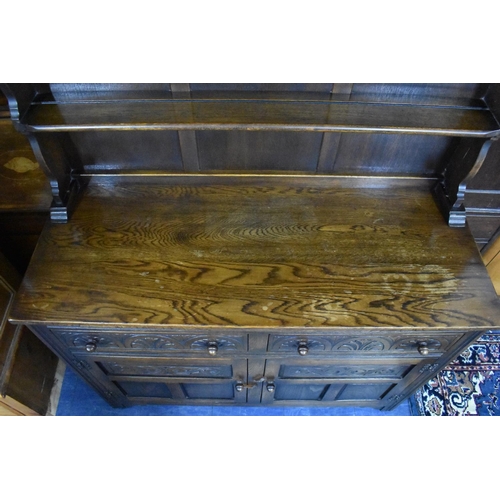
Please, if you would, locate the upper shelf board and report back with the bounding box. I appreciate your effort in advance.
[20,95,500,137]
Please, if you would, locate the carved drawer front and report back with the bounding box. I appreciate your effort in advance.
[80,355,248,405]
[259,357,437,407]
[267,332,463,356]
[49,328,248,356]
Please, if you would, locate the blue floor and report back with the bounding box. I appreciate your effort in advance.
[55,367,413,416]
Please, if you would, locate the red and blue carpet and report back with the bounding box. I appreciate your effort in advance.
[409,333,500,416]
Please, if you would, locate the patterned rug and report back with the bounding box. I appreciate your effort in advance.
[409,333,500,416]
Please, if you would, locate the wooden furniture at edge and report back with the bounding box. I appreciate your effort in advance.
[0,250,57,416]
[2,83,500,411]
[0,89,52,274]
[0,91,57,416]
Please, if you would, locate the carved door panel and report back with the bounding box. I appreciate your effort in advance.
[78,355,248,405]
[259,357,435,407]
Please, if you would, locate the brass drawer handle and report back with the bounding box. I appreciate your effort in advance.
[207,341,219,356]
[298,342,309,356]
[85,341,97,353]
[266,383,276,393]
[417,342,430,356]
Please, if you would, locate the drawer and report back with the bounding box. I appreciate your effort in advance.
[48,327,248,355]
[267,332,464,356]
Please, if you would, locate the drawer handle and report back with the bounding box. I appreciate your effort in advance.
[266,383,276,393]
[85,342,97,353]
[417,342,430,356]
[235,382,244,392]
[207,342,219,356]
[298,342,309,356]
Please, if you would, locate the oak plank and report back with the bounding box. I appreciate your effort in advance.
[10,176,500,329]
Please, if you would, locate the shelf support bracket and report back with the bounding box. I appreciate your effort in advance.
[434,135,499,227]
[1,83,86,223]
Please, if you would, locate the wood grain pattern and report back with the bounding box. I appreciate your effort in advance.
[483,232,500,266]
[487,254,500,295]
[484,234,500,294]
[23,98,500,137]
[11,176,500,330]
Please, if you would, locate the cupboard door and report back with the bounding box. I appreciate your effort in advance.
[78,355,248,405]
[259,357,436,407]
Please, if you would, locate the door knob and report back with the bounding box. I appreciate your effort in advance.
[207,341,219,356]
[417,342,430,356]
[85,341,97,352]
[298,342,309,356]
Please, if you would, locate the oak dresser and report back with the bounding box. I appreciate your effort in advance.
[3,83,500,410]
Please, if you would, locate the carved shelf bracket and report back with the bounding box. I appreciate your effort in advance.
[435,134,500,228]
[1,83,86,223]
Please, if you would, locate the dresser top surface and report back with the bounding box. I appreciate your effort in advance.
[10,175,500,330]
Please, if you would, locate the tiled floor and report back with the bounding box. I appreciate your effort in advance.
[55,365,412,416]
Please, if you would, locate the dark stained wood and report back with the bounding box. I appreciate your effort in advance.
[197,131,323,172]
[0,250,58,415]
[316,131,340,172]
[171,84,200,173]
[261,357,423,407]
[0,324,23,396]
[0,106,58,414]
[466,215,500,246]
[0,110,51,273]
[65,130,184,173]
[4,326,59,414]
[467,138,500,200]
[332,133,460,176]
[177,130,200,172]
[28,132,84,205]
[0,119,52,211]
[436,134,500,230]
[11,176,500,330]
[21,97,500,137]
[0,213,48,274]
[316,84,352,172]
[451,131,500,245]
[484,84,500,123]
[382,329,486,410]
[4,83,499,228]
[0,89,9,119]
[0,84,39,122]
[102,356,248,404]
[6,83,500,410]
